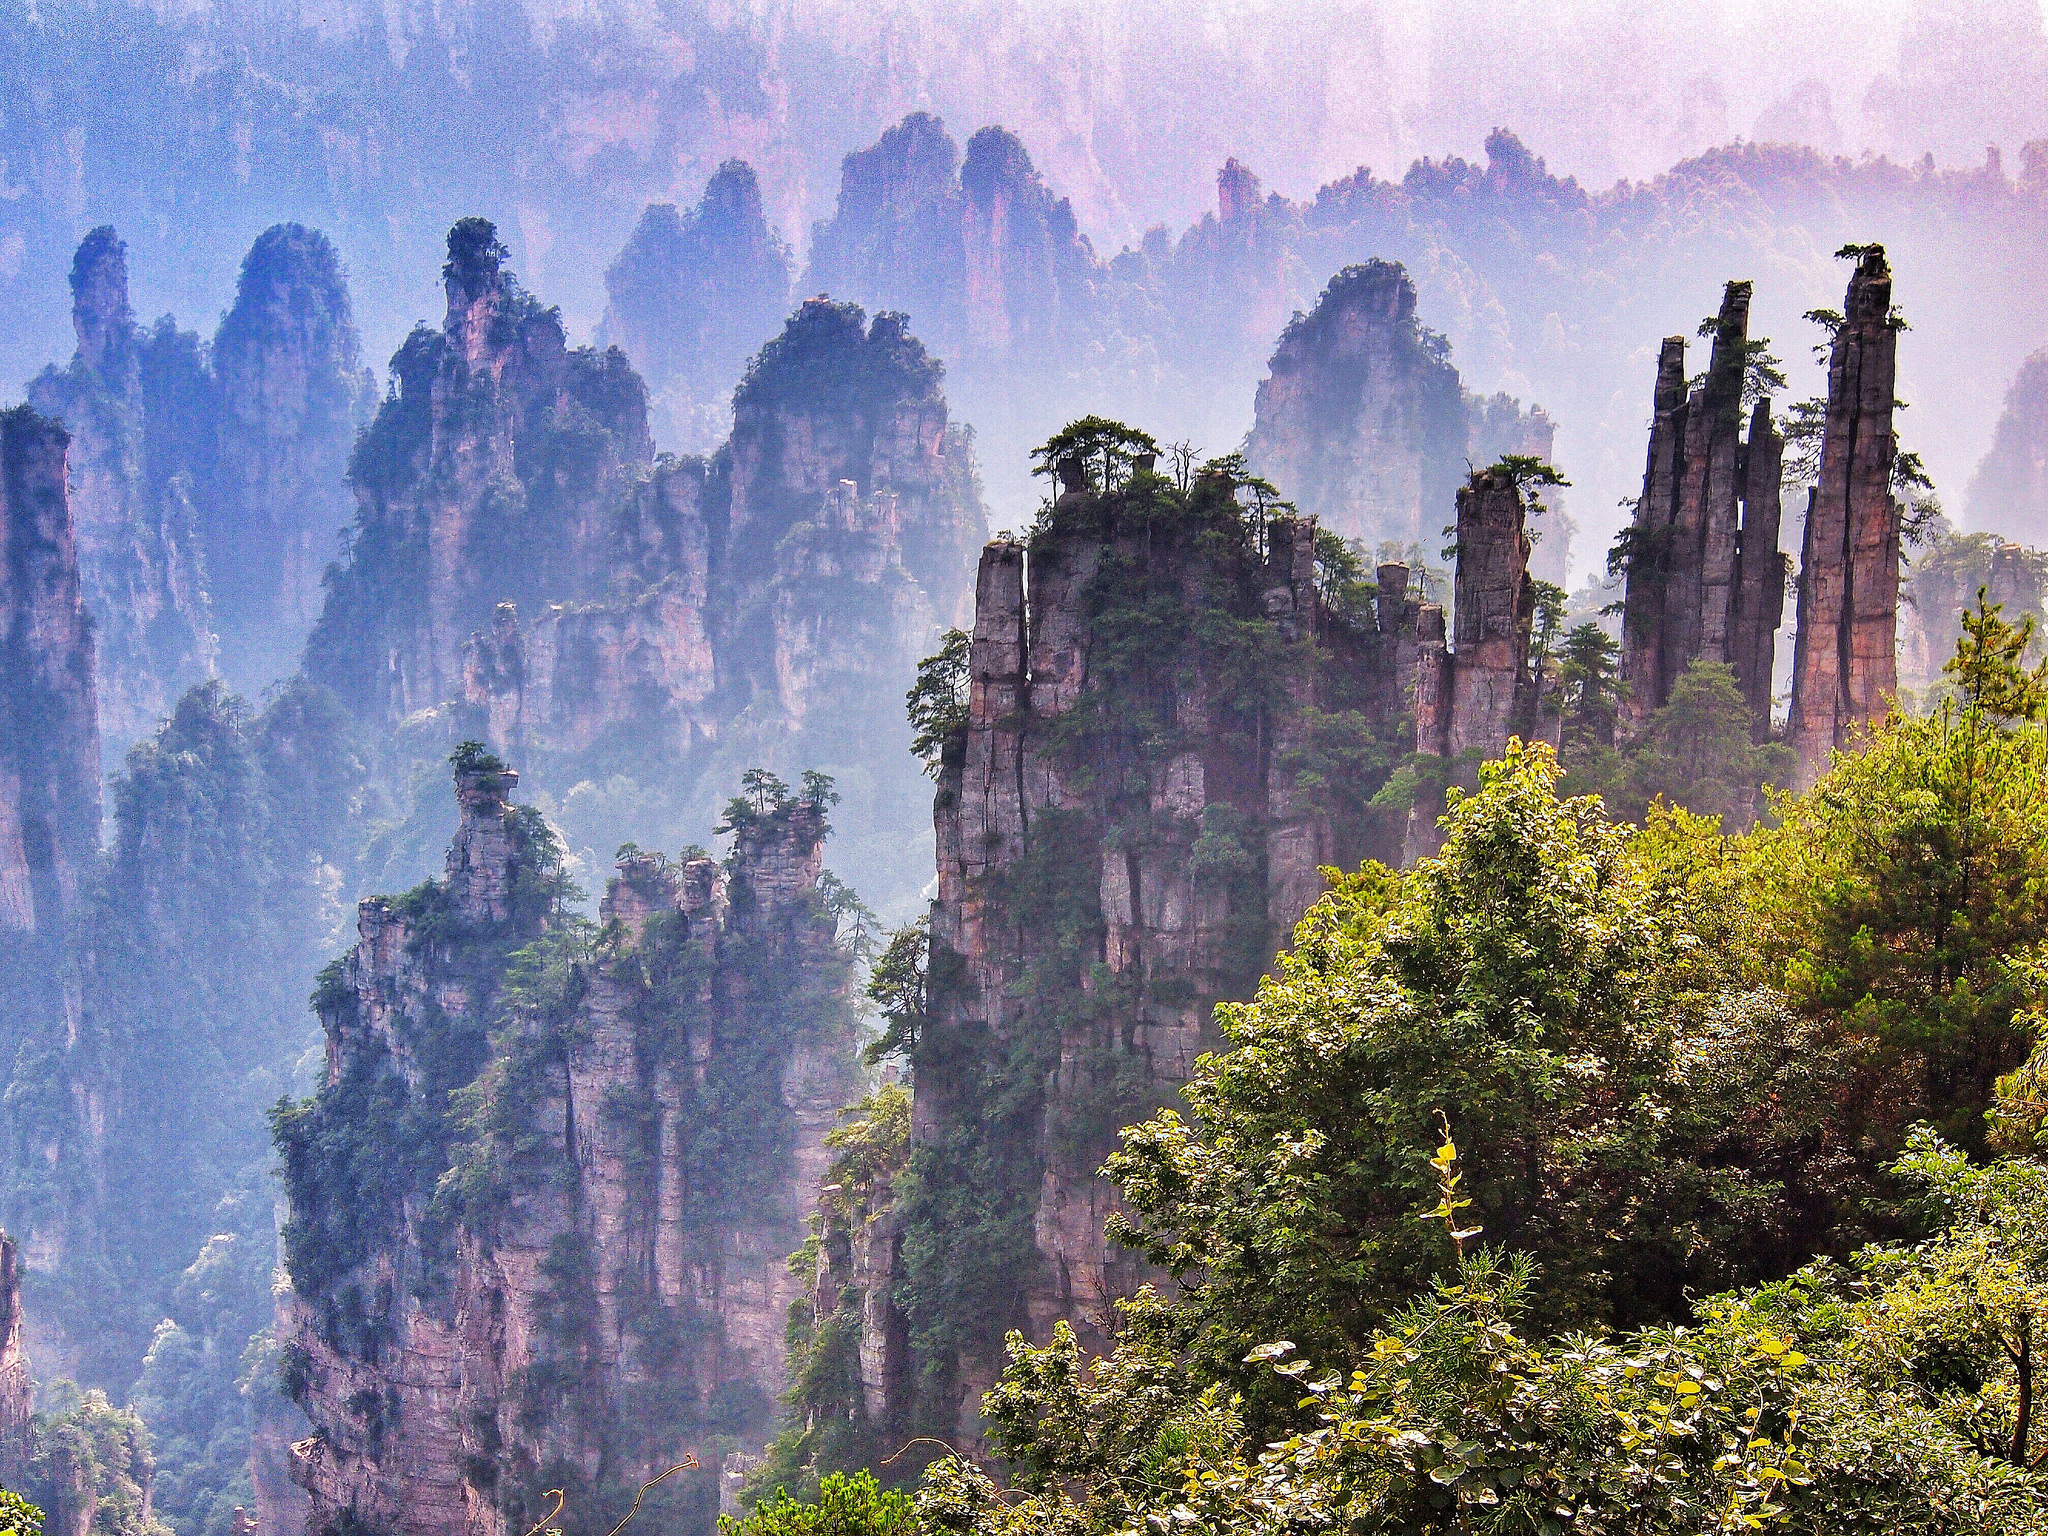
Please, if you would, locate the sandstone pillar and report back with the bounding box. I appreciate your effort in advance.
[1787,248,1901,786]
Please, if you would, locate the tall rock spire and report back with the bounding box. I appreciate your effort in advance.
[1404,464,1539,860]
[209,223,376,690]
[27,227,215,755]
[0,406,100,1040]
[1615,279,1787,740]
[1787,247,1902,786]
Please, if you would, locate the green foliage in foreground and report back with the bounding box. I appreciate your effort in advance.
[724,1473,917,1536]
[1109,744,1854,1421]
[0,1488,40,1536]
[762,599,2048,1532]
[921,1133,2048,1535]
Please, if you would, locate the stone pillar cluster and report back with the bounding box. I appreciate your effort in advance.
[1616,280,1788,741]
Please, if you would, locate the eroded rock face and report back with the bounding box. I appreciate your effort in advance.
[1787,248,1903,786]
[830,471,1424,1447]
[1245,262,1480,552]
[279,760,862,1536]
[460,457,720,765]
[0,405,99,1047]
[305,219,655,722]
[1615,281,1788,740]
[602,163,793,455]
[1965,346,2048,544]
[325,234,984,866]
[1404,465,1540,860]
[26,228,215,754]
[720,298,982,628]
[210,223,377,691]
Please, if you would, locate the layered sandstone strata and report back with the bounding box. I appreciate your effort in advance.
[281,758,863,1536]
[1615,281,1788,741]
[0,406,99,1042]
[1787,248,1904,785]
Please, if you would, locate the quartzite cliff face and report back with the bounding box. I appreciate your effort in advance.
[1614,280,1788,741]
[1404,464,1545,860]
[306,219,654,722]
[21,223,375,742]
[278,757,864,1536]
[783,447,1546,1458]
[1245,261,1570,570]
[0,405,99,1050]
[306,222,983,904]
[1786,248,1905,786]
[601,162,793,455]
[26,229,215,754]
[208,223,378,691]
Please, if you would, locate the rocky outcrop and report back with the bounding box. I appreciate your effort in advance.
[821,455,1423,1449]
[26,228,215,754]
[1965,346,2048,543]
[278,756,864,1536]
[210,224,377,692]
[0,1234,31,1484]
[718,298,984,695]
[1404,465,1539,860]
[602,163,793,455]
[1244,262,1475,551]
[305,219,654,722]
[460,457,720,767]
[0,405,99,1047]
[1614,281,1788,740]
[1467,391,1574,585]
[1787,249,1903,786]
[324,230,983,840]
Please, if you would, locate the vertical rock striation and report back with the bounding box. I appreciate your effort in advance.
[0,405,99,1049]
[278,756,864,1536]
[1787,248,1903,786]
[1404,465,1539,860]
[210,224,377,691]
[306,219,655,722]
[460,456,720,767]
[717,297,984,698]
[1244,262,1470,551]
[806,457,1427,1451]
[1615,281,1788,741]
[26,228,215,754]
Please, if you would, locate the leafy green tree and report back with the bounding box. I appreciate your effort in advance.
[917,1129,2048,1536]
[723,1473,916,1536]
[905,629,971,778]
[863,919,929,1068]
[1625,658,1791,827]
[1105,742,1853,1422]
[1028,416,1161,494]
[1310,529,1374,628]
[0,1489,38,1536]
[1555,621,1621,750]
[1751,597,2048,1150]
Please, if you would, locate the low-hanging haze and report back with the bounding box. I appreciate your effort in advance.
[8,0,2048,569]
